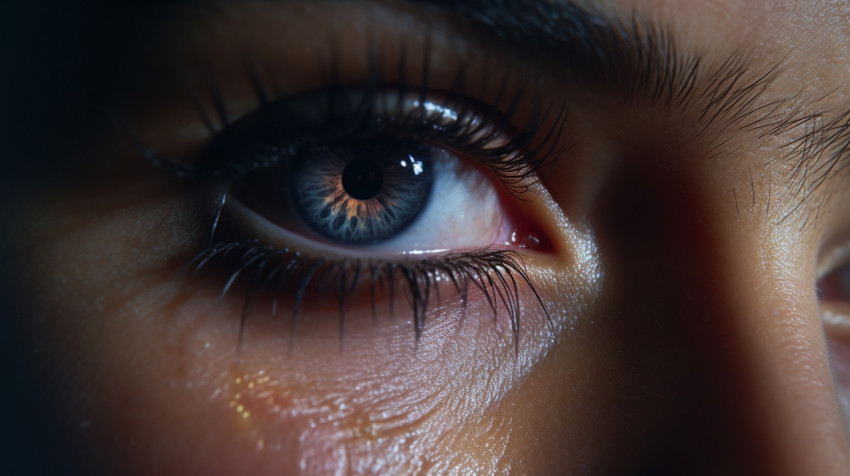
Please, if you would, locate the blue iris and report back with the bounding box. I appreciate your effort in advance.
[290,139,434,244]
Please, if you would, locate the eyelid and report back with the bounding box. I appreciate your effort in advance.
[126,18,569,194]
[143,85,559,199]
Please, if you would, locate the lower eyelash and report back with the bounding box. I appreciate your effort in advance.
[190,237,549,349]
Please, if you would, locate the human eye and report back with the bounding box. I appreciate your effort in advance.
[144,75,558,341]
[820,249,850,315]
[821,237,850,426]
[105,0,585,355]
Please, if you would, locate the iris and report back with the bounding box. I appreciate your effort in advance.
[290,138,434,244]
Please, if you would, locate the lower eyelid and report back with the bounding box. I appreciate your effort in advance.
[189,235,548,340]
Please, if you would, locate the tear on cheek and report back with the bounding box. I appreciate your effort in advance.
[216,366,434,473]
[216,367,369,471]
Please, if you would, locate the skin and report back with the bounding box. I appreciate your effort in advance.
[4,0,850,474]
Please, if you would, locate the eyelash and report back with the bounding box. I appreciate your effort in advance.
[193,239,548,348]
[138,43,558,345]
[144,62,565,195]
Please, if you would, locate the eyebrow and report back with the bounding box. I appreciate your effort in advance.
[416,0,702,104]
[411,0,791,135]
[413,0,850,205]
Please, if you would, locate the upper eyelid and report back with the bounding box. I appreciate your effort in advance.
[232,88,552,168]
[125,0,784,146]
[129,15,566,192]
[122,1,562,124]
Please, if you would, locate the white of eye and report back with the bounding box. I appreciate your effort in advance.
[226,146,507,259]
[374,147,503,254]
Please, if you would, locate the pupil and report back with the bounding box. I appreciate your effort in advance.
[341,158,384,200]
[287,139,433,245]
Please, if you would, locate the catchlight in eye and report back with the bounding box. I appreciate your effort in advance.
[289,137,434,245]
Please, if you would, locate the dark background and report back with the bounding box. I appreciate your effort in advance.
[1,2,147,474]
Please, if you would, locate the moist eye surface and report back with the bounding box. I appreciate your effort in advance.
[289,137,434,244]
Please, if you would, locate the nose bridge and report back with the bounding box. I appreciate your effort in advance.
[591,163,849,474]
[702,241,847,474]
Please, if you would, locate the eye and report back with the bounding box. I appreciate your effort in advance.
[141,81,559,340]
[218,90,546,255]
[819,261,850,309]
[820,249,850,429]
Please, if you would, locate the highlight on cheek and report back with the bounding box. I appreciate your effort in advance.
[216,364,440,472]
[221,367,342,455]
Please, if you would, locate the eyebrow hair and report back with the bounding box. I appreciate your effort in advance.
[412,0,795,135]
[780,106,850,222]
[417,0,701,102]
[415,0,850,211]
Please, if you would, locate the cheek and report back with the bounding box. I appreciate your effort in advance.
[150,286,566,475]
[32,301,536,475]
[15,181,570,475]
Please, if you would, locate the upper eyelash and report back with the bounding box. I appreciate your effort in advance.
[139,41,567,196]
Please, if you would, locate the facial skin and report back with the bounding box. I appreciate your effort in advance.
[4,0,850,474]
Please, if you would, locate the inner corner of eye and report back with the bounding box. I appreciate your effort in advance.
[492,194,554,254]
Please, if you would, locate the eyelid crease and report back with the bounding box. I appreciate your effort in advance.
[134,32,568,196]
